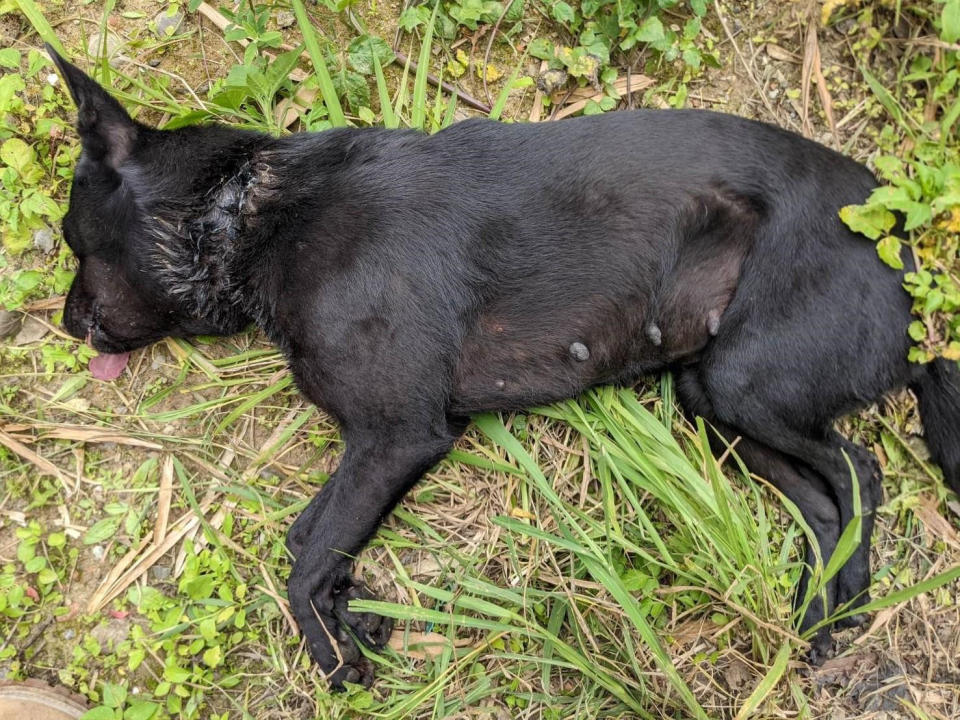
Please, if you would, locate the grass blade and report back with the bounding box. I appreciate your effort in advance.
[441,90,458,128]
[735,641,792,720]
[13,0,65,54]
[833,563,960,620]
[371,42,397,129]
[290,0,346,127]
[411,1,439,130]
[489,65,520,121]
[861,65,912,136]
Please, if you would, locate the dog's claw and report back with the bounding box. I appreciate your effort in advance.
[325,656,375,691]
[333,582,393,650]
[307,623,376,690]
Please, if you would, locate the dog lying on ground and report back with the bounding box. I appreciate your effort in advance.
[47,45,960,687]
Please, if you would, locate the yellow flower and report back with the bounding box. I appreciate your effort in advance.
[940,206,960,233]
[821,0,861,26]
[478,63,503,83]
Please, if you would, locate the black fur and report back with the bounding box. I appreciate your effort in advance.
[48,46,960,686]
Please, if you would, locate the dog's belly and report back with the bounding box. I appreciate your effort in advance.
[449,317,664,414]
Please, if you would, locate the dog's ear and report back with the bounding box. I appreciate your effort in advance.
[46,43,136,169]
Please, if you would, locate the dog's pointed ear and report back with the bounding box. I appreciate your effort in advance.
[46,43,136,169]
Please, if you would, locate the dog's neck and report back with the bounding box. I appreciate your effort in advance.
[149,157,276,339]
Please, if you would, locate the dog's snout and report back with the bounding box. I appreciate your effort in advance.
[62,283,94,341]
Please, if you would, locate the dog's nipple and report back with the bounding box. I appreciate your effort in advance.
[707,310,721,337]
[569,342,590,362]
[646,323,662,347]
[495,379,506,390]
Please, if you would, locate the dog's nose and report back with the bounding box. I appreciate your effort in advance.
[62,285,94,341]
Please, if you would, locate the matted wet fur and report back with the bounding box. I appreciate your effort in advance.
[48,46,960,687]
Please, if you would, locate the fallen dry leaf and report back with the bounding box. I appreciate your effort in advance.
[764,43,799,63]
[38,427,162,449]
[0,429,78,493]
[913,495,960,549]
[388,631,472,660]
[801,6,838,146]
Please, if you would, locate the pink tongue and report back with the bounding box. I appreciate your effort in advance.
[89,352,130,381]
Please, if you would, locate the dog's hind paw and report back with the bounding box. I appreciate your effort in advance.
[834,611,869,630]
[834,588,871,630]
[805,629,834,667]
[333,582,393,651]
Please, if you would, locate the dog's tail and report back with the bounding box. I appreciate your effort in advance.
[912,358,960,496]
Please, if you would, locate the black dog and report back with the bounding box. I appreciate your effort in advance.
[48,46,960,686]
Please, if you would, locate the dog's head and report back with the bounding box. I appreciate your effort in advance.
[49,46,256,373]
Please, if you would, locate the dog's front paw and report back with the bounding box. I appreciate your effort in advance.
[289,571,392,689]
[298,604,376,689]
[333,581,393,651]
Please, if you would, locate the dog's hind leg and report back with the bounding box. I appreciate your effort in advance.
[698,358,883,634]
[824,436,883,625]
[676,368,839,661]
[912,357,960,497]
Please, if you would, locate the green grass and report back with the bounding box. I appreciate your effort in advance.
[2,2,960,720]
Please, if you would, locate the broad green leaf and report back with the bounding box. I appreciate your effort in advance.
[908,321,926,341]
[942,0,960,43]
[179,573,215,600]
[528,38,556,61]
[79,708,117,720]
[83,517,121,545]
[876,235,904,269]
[163,664,191,683]
[102,683,126,709]
[124,700,160,720]
[22,191,64,220]
[552,1,575,24]
[334,68,370,112]
[505,0,525,22]
[347,35,395,75]
[839,203,896,240]
[1,137,36,174]
[0,48,20,69]
[635,16,665,43]
[202,645,222,667]
[0,73,26,113]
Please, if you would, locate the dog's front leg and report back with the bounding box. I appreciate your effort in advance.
[286,427,455,687]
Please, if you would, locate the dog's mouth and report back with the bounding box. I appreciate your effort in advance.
[85,329,130,381]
